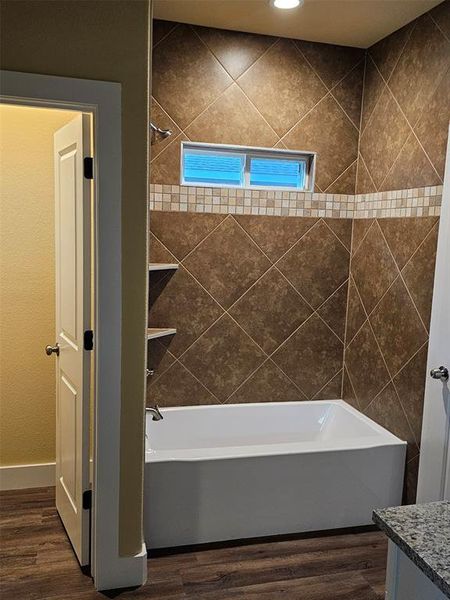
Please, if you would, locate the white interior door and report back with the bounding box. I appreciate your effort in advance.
[417,127,450,503]
[51,114,92,565]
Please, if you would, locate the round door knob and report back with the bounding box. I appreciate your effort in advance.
[430,366,449,382]
[45,344,60,356]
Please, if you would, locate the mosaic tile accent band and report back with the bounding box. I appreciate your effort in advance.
[149,184,443,218]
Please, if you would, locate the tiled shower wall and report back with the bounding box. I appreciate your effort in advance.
[343,217,439,503]
[358,1,450,193]
[151,20,365,193]
[343,2,449,503]
[149,214,351,406]
[149,2,449,502]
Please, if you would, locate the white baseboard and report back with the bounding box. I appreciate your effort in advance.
[0,462,55,490]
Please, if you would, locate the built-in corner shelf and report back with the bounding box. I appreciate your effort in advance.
[147,327,177,340]
[149,263,179,272]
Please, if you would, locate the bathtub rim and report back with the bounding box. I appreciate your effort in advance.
[145,399,407,463]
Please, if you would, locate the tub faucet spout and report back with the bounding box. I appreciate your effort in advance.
[146,405,164,421]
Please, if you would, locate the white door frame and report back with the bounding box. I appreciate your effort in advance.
[417,125,450,503]
[0,70,147,590]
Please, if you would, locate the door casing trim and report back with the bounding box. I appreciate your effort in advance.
[0,69,147,591]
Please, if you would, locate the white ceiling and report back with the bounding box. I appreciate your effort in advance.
[153,0,443,48]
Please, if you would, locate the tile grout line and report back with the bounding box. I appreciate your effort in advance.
[320,217,353,253]
[278,91,330,145]
[341,216,356,399]
[294,41,362,136]
[311,369,343,400]
[383,18,417,87]
[343,364,361,410]
[367,48,444,191]
[149,96,185,161]
[349,218,376,263]
[360,273,421,453]
[357,57,388,140]
[428,12,450,43]
[324,159,358,195]
[175,356,224,404]
[152,21,180,49]
[400,218,439,278]
[357,153,378,194]
[152,215,363,377]
[149,211,435,408]
[200,30,281,87]
[376,220,430,336]
[354,52,367,194]
[360,19,416,138]
[233,80,283,143]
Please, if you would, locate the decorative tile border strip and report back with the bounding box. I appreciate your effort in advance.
[149,184,443,219]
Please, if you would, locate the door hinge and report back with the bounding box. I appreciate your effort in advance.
[83,157,94,179]
[82,490,92,510]
[84,330,94,351]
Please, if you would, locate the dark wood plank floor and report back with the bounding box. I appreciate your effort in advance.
[0,487,388,599]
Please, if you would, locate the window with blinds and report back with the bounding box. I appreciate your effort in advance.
[181,142,315,191]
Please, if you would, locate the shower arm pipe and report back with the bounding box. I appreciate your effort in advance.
[150,121,172,138]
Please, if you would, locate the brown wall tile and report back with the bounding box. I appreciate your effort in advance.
[180,314,266,401]
[182,217,271,308]
[148,212,351,407]
[370,277,428,376]
[359,5,450,192]
[152,23,232,129]
[152,9,449,194]
[352,221,398,314]
[283,94,359,191]
[151,20,364,193]
[150,211,226,261]
[238,38,327,137]
[272,314,343,399]
[402,223,439,329]
[185,84,278,148]
[388,14,450,127]
[345,320,390,409]
[229,268,312,353]
[378,216,438,270]
[227,360,305,404]
[234,215,318,261]
[149,266,223,356]
[393,344,428,446]
[277,220,349,309]
[345,215,439,500]
[194,26,276,79]
[345,278,366,343]
[364,383,418,462]
[413,69,450,179]
[317,282,348,341]
[380,133,441,191]
[295,40,364,89]
[332,61,364,129]
[359,87,410,189]
[148,360,219,407]
[369,21,414,81]
[312,370,343,401]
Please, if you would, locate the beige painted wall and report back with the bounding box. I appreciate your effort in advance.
[0,105,77,466]
[0,0,150,557]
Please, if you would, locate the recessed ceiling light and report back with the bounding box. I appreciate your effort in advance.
[271,0,302,9]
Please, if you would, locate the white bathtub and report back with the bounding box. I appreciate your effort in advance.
[144,400,406,549]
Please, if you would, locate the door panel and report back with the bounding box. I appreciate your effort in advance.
[417,127,450,503]
[58,145,78,342]
[54,114,92,565]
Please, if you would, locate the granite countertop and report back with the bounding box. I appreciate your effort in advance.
[373,501,450,598]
